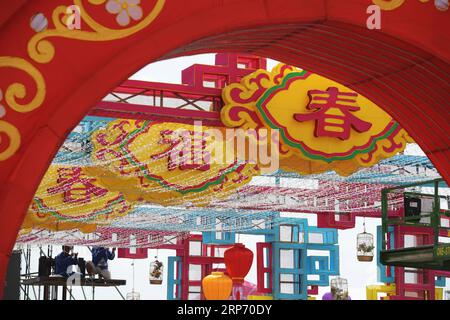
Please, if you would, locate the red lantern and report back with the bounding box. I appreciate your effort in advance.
[224,244,253,284]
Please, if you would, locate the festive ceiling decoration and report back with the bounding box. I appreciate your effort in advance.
[12,56,444,242]
[221,64,414,176]
[56,118,440,186]
[22,115,438,238]
[22,165,133,233]
[19,112,438,236]
[89,119,260,206]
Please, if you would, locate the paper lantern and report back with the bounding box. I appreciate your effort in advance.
[224,244,253,284]
[126,291,140,300]
[356,218,374,262]
[357,231,374,262]
[202,272,232,300]
[331,277,350,300]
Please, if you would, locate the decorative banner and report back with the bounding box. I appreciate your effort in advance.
[221,64,413,176]
[22,165,133,233]
[90,120,260,206]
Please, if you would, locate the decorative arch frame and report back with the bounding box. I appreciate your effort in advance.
[0,0,448,297]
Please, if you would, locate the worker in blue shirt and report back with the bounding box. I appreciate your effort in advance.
[86,246,116,280]
[55,245,78,277]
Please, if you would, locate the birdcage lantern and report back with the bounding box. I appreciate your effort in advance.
[149,258,164,285]
[330,277,349,300]
[126,290,141,300]
[356,219,374,262]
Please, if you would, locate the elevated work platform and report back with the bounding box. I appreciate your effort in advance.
[22,276,126,287]
[21,276,126,300]
[380,244,450,271]
[380,179,450,272]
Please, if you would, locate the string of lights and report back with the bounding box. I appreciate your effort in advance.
[18,117,444,247]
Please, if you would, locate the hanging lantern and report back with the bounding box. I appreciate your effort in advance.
[224,244,254,284]
[202,272,233,300]
[330,277,350,300]
[127,261,140,299]
[149,258,164,285]
[126,291,141,300]
[356,219,374,262]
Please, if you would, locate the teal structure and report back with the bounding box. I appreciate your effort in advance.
[166,212,339,300]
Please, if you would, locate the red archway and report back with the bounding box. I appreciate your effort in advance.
[0,0,448,297]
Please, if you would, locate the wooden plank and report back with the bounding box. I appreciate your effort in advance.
[22,277,126,287]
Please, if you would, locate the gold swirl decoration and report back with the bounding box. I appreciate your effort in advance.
[28,0,166,64]
[0,57,46,113]
[0,120,21,161]
[0,0,165,162]
[373,0,447,11]
[0,56,46,160]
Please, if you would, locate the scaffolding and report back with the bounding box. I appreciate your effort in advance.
[18,245,126,300]
[380,178,450,270]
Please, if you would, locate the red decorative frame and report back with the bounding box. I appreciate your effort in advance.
[256,242,273,294]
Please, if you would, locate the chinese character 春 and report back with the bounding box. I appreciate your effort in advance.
[151,129,211,171]
[294,87,372,140]
[47,167,108,204]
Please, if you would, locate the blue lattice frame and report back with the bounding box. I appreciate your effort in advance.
[307,227,338,245]
[272,241,307,300]
[306,245,339,286]
[201,214,235,244]
[171,213,340,300]
[268,218,308,300]
[202,211,280,243]
[167,256,182,300]
[257,217,339,299]
[377,225,395,283]
[304,226,339,286]
[272,218,308,242]
[202,230,235,244]
[435,276,446,287]
[306,256,329,286]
